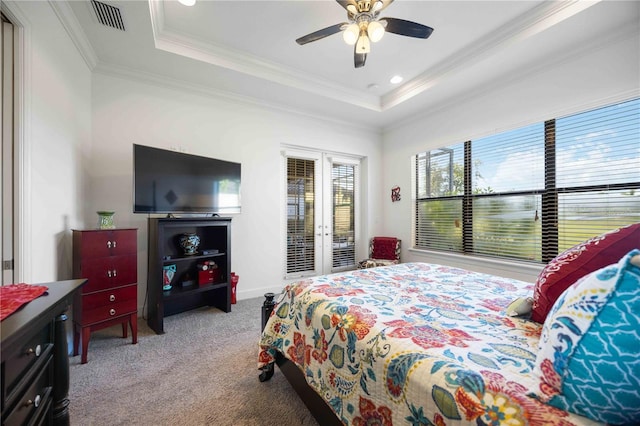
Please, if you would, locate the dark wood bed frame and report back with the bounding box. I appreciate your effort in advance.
[259,293,343,426]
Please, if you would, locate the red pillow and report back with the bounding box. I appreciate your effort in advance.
[530,223,640,323]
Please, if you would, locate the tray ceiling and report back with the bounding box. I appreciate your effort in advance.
[63,0,639,130]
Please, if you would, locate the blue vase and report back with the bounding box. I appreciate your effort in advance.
[179,233,200,256]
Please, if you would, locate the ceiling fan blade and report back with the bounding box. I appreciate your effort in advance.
[382,17,434,39]
[296,23,348,45]
[354,48,367,68]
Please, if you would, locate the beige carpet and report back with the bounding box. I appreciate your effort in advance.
[68,297,320,426]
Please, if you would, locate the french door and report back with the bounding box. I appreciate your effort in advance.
[284,149,360,278]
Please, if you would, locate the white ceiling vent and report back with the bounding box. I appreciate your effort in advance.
[91,0,125,31]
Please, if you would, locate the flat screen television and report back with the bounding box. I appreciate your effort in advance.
[133,144,241,214]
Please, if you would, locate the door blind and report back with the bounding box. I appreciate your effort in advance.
[286,158,315,274]
[332,162,356,269]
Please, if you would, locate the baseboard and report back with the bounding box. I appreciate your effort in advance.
[237,285,285,301]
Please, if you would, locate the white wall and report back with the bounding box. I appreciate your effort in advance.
[381,30,640,283]
[90,73,383,313]
[4,1,92,283]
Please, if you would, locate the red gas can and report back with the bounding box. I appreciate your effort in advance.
[230,272,239,304]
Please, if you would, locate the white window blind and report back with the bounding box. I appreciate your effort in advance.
[415,145,464,251]
[286,157,315,274]
[414,97,640,263]
[332,162,356,269]
[471,123,544,261]
[554,98,640,252]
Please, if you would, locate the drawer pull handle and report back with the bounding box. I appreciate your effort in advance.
[112,269,117,277]
[26,344,42,357]
[113,241,117,248]
[107,241,112,249]
[106,240,118,249]
[109,294,116,302]
[25,394,41,408]
[110,308,116,316]
[107,269,117,278]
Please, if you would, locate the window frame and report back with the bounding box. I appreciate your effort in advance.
[413,98,640,264]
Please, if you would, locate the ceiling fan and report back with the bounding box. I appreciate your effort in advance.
[296,0,434,68]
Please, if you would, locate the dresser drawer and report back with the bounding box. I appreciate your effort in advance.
[80,255,137,293]
[79,298,137,325]
[2,324,53,411]
[73,229,137,258]
[3,358,52,426]
[81,285,136,311]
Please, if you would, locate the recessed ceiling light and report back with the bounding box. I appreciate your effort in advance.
[390,75,403,84]
[178,0,196,6]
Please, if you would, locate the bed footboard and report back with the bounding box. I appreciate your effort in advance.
[260,292,276,330]
[258,363,274,382]
[259,293,276,382]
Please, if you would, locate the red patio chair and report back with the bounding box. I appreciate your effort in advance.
[358,237,401,269]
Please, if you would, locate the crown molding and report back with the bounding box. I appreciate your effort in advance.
[381,0,602,110]
[147,0,602,114]
[92,61,380,134]
[387,18,638,133]
[48,0,98,70]
[148,0,381,112]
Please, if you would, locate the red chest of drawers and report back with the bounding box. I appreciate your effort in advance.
[72,229,138,364]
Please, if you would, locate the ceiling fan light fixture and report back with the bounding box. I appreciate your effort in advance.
[295,0,433,68]
[343,23,360,45]
[356,33,371,54]
[367,21,385,42]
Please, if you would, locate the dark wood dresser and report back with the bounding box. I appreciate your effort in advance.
[0,279,86,426]
[71,229,138,364]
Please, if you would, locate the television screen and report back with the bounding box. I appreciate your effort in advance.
[133,144,241,214]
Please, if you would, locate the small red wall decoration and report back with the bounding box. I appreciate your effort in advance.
[391,186,401,202]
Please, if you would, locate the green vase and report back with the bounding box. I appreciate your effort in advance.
[97,211,115,229]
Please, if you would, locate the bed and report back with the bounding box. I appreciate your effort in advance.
[258,255,640,426]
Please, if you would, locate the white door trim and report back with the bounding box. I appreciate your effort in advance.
[2,1,32,283]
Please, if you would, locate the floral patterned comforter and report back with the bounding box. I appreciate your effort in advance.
[258,262,602,426]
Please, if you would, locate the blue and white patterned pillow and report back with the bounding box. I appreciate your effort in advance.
[529,249,640,425]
